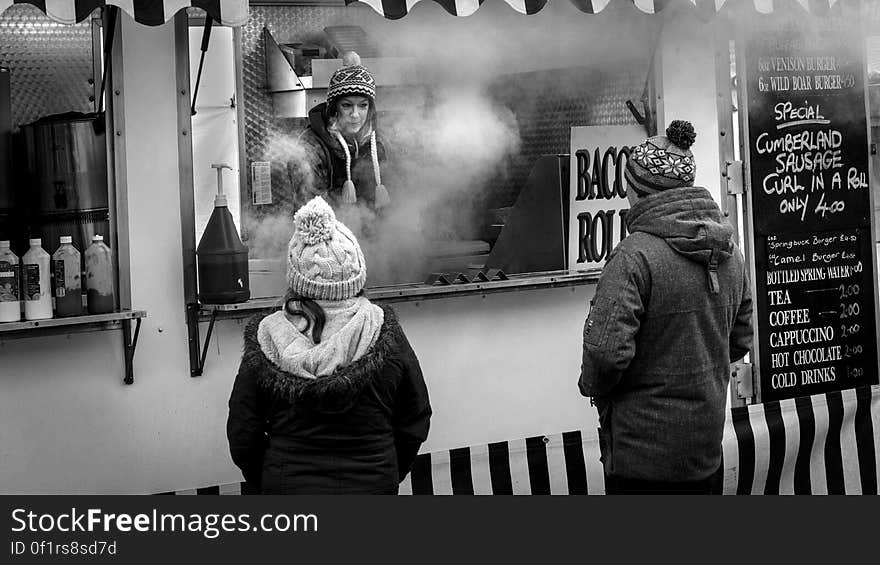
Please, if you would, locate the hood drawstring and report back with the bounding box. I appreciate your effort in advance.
[707,248,720,294]
[370,132,390,208]
[332,130,389,209]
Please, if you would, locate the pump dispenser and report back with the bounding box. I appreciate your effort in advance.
[196,163,250,304]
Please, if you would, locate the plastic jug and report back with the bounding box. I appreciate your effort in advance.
[85,234,114,314]
[53,235,83,317]
[0,240,21,322]
[22,238,52,320]
[196,164,250,304]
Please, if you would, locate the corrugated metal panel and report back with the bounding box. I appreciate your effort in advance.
[322,25,379,58]
[242,6,355,168]
[0,4,94,128]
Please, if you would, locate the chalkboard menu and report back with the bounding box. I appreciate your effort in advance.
[743,16,879,401]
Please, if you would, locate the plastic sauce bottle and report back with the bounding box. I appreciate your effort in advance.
[22,238,53,320]
[53,236,83,317]
[85,234,114,314]
[196,164,250,304]
[0,240,21,322]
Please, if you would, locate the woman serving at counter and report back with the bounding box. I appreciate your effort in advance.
[227,196,431,494]
[278,52,392,213]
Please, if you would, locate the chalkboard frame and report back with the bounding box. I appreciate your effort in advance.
[736,10,880,403]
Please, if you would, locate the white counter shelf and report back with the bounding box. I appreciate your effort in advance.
[0,310,147,385]
[187,270,600,376]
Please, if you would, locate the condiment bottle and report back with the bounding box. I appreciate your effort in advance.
[22,238,52,320]
[0,240,21,322]
[53,235,83,317]
[196,164,250,304]
[85,234,114,314]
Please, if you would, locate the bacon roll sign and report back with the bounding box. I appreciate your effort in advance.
[568,126,646,271]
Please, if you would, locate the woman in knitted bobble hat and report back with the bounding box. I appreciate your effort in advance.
[275,51,393,214]
[579,120,753,494]
[227,196,431,494]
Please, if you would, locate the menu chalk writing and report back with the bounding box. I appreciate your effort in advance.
[756,230,876,400]
[744,17,878,401]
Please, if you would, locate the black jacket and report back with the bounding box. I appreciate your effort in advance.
[271,103,388,214]
[227,305,431,494]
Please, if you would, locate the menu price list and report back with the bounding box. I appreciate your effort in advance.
[758,229,877,401]
[745,19,870,236]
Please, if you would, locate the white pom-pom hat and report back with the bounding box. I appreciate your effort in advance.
[287,196,367,300]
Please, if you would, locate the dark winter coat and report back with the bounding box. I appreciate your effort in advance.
[579,186,753,482]
[272,103,387,213]
[227,305,431,494]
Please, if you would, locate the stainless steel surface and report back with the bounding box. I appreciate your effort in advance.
[33,208,110,258]
[322,25,378,58]
[265,27,304,93]
[20,114,108,214]
[0,66,10,210]
[0,5,94,128]
[107,8,128,311]
[199,269,601,320]
[489,66,644,206]
[20,112,110,263]
[176,14,198,305]
[241,6,360,166]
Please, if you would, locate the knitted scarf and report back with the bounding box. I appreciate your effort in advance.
[257,296,384,379]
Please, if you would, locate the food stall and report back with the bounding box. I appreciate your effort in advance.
[0,0,878,495]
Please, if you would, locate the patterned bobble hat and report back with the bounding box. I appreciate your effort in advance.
[326,51,376,107]
[287,196,367,301]
[625,120,697,195]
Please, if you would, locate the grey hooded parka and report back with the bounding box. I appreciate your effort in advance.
[579,186,753,483]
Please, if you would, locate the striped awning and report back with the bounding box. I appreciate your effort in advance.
[347,0,847,19]
[395,386,880,495]
[0,0,248,26]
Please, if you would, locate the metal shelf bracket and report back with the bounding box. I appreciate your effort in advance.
[0,310,147,385]
[121,317,142,385]
[186,302,217,377]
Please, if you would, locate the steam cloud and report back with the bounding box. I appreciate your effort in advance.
[244,0,660,287]
[245,87,520,286]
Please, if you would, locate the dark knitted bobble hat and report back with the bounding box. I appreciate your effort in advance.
[625,120,697,195]
[326,51,376,109]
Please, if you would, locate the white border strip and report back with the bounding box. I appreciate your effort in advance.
[508,438,532,495]
[469,444,494,495]
[809,394,830,494]
[839,388,862,493]
[778,398,801,495]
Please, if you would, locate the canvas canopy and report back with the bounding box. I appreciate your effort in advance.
[0,0,248,26]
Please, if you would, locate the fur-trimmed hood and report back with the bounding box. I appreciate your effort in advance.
[241,304,403,414]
